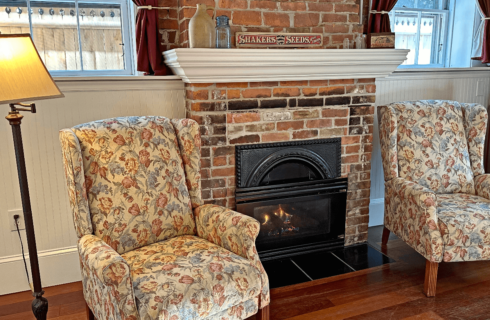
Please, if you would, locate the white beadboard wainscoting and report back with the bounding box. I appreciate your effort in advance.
[370,70,490,227]
[0,76,185,295]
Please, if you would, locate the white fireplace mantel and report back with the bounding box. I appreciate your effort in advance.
[163,48,410,83]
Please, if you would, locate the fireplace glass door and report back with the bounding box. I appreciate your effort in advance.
[237,191,346,256]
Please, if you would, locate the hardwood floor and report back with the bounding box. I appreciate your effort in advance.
[3,226,490,319]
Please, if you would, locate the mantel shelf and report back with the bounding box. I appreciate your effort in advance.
[163,48,410,83]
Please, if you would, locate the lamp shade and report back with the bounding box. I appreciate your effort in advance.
[0,34,64,105]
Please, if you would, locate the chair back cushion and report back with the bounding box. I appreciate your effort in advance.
[72,116,196,254]
[390,100,475,194]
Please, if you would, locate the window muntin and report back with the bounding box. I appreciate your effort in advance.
[0,0,133,75]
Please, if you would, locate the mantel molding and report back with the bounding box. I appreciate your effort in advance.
[163,48,410,83]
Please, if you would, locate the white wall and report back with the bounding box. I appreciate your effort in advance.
[0,77,185,295]
[370,70,490,227]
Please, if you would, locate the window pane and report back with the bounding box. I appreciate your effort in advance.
[395,0,415,8]
[418,15,434,64]
[30,1,81,70]
[395,0,443,9]
[417,0,440,9]
[78,3,124,70]
[0,0,30,34]
[393,12,419,65]
[419,14,443,65]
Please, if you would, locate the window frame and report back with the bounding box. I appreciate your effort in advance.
[389,6,449,68]
[2,0,136,76]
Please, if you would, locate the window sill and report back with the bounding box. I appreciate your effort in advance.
[377,67,490,81]
[53,75,182,82]
[54,75,184,92]
[394,67,490,73]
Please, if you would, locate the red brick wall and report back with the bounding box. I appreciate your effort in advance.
[158,0,180,51]
[156,0,369,49]
[186,80,375,245]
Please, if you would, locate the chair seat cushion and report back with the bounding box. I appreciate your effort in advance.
[121,235,263,320]
[437,193,490,262]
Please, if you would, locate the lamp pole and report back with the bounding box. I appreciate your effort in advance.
[6,103,48,320]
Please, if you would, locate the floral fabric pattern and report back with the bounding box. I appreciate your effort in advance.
[171,119,203,209]
[72,116,196,254]
[378,106,399,181]
[380,101,490,264]
[202,298,258,320]
[461,104,488,176]
[389,100,475,194]
[78,234,139,320]
[195,204,270,308]
[384,178,444,262]
[476,174,490,201]
[61,117,270,320]
[437,193,490,262]
[59,129,92,238]
[121,235,263,320]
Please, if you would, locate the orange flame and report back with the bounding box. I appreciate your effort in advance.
[262,214,270,225]
[274,205,292,222]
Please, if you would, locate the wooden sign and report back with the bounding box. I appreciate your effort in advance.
[236,32,323,48]
[367,32,395,49]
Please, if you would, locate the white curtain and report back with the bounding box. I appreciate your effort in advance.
[473,2,485,59]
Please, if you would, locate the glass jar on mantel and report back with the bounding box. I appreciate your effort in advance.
[216,15,231,48]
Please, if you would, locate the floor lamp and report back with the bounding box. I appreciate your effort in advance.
[0,34,64,320]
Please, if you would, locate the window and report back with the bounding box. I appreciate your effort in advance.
[390,0,449,67]
[0,0,134,75]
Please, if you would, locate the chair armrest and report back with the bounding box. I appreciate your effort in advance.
[194,204,270,308]
[385,178,444,262]
[195,204,260,261]
[475,174,490,201]
[78,235,139,320]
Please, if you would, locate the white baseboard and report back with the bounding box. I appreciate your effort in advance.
[369,198,385,227]
[0,246,81,296]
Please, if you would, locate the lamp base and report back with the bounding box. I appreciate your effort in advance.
[6,104,47,320]
[32,292,48,320]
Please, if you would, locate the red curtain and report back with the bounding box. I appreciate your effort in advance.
[367,0,399,33]
[133,0,167,75]
[477,0,490,63]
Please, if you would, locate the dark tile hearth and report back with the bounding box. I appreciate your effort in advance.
[263,244,395,289]
[262,258,311,289]
[331,244,394,271]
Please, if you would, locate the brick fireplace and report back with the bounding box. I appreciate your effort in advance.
[186,79,375,246]
[160,0,408,248]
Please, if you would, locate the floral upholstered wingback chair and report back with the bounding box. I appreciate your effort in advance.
[379,100,490,297]
[59,116,270,320]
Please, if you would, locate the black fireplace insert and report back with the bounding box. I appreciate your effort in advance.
[235,139,347,260]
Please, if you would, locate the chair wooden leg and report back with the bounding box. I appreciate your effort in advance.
[85,302,95,320]
[423,260,438,297]
[381,226,390,246]
[256,305,270,320]
[256,294,270,320]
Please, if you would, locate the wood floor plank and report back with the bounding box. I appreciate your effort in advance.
[0,282,82,307]
[287,286,426,320]
[401,311,445,320]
